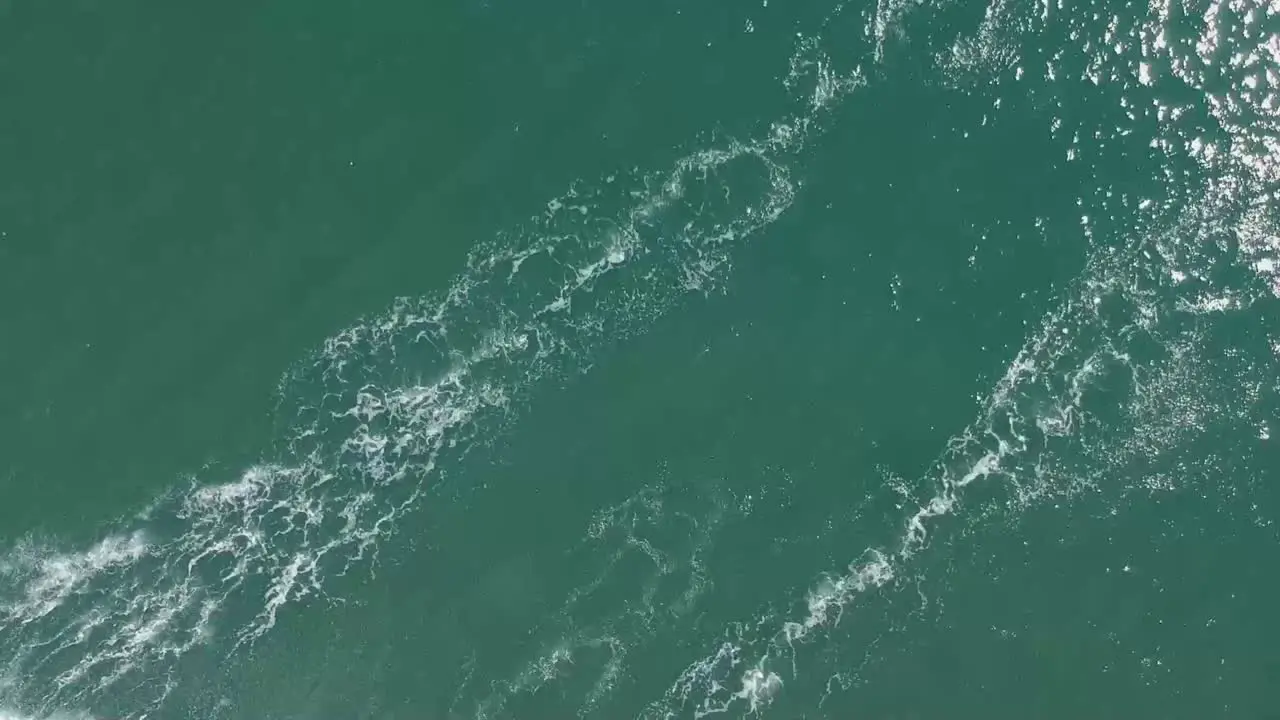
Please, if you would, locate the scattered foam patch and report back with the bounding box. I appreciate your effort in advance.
[5,0,1275,715]
[0,15,866,718]
[641,0,1280,713]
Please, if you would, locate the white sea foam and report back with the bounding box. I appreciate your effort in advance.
[0,712,97,720]
[0,533,151,626]
[470,477,741,719]
[650,200,1275,716]
[0,11,865,717]
[644,0,1280,713]
[5,0,1274,716]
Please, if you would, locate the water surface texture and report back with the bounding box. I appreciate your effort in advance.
[2,0,1278,718]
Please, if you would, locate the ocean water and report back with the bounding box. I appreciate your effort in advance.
[1,0,1278,718]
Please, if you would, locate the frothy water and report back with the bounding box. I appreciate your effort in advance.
[642,0,1280,713]
[0,713,97,720]
[463,477,743,719]
[0,14,864,718]
[650,207,1274,716]
[2,0,1276,715]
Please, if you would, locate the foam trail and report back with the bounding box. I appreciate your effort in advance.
[0,17,866,717]
[649,192,1278,717]
[0,712,96,720]
[649,0,1280,711]
[467,478,739,719]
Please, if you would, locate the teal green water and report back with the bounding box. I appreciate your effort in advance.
[2,0,1279,718]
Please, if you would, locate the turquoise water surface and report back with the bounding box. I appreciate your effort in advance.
[2,0,1279,718]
